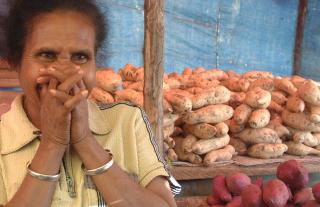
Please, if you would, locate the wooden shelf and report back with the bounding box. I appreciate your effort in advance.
[171,161,320,181]
[175,196,208,207]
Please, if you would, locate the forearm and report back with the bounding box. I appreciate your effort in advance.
[73,135,170,207]
[5,138,66,207]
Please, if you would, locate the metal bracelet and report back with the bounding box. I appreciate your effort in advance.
[26,162,61,182]
[84,152,114,176]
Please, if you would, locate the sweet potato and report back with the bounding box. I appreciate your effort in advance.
[119,64,143,82]
[163,113,179,128]
[164,91,192,113]
[226,196,242,207]
[282,109,320,132]
[167,149,178,161]
[286,95,305,113]
[222,77,250,92]
[192,135,230,155]
[182,67,193,76]
[186,87,204,95]
[253,177,263,188]
[229,92,246,108]
[247,143,287,159]
[174,137,202,164]
[241,184,262,207]
[298,80,320,106]
[294,188,313,205]
[263,179,290,207]
[237,128,281,144]
[229,137,247,155]
[272,91,288,105]
[183,123,217,139]
[207,194,223,205]
[233,104,252,125]
[266,121,290,140]
[204,68,229,81]
[302,200,320,207]
[203,145,235,166]
[270,112,283,124]
[96,69,122,93]
[163,124,174,138]
[215,122,229,137]
[226,172,251,196]
[249,78,274,91]
[313,183,320,203]
[291,75,306,89]
[274,78,297,96]
[268,101,284,113]
[164,136,175,148]
[242,71,273,79]
[245,87,271,109]
[90,87,114,104]
[286,141,320,156]
[115,89,143,107]
[248,109,270,128]
[213,175,232,202]
[226,119,245,134]
[192,86,231,109]
[183,104,234,125]
[316,145,320,151]
[123,80,144,92]
[182,134,198,153]
[308,104,320,123]
[163,142,169,152]
[227,70,241,79]
[164,77,181,89]
[293,132,320,147]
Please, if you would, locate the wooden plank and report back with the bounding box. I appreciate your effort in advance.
[175,196,208,207]
[171,161,320,180]
[0,79,19,88]
[0,69,18,79]
[143,0,164,155]
[293,0,308,75]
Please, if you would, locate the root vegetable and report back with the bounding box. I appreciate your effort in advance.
[302,200,320,207]
[90,87,114,104]
[174,137,202,164]
[172,126,183,137]
[268,101,284,113]
[163,99,173,113]
[192,135,230,155]
[182,67,193,76]
[229,137,247,155]
[227,119,245,134]
[263,179,290,207]
[119,64,143,81]
[294,188,313,205]
[203,145,235,166]
[167,149,178,161]
[222,77,250,92]
[286,95,305,113]
[227,70,241,79]
[212,175,232,202]
[164,136,175,148]
[229,92,246,108]
[215,122,229,137]
[164,91,192,113]
[245,87,271,109]
[183,104,234,125]
[182,134,198,153]
[271,91,288,105]
[298,80,320,106]
[285,141,320,156]
[274,78,297,96]
[242,71,273,79]
[313,183,320,203]
[233,104,252,125]
[309,104,320,123]
[123,80,144,92]
[115,89,143,107]
[163,113,179,128]
[282,109,320,132]
[186,87,204,95]
[226,172,251,196]
[207,194,222,205]
[96,69,122,93]
[253,177,263,188]
[249,78,274,91]
[192,86,231,109]
[183,123,217,139]
[241,184,262,207]
[226,196,242,207]
[248,109,270,128]
[266,121,290,140]
[291,75,306,88]
[237,128,281,144]
[164,77,181,89]
[293,132,320,147]
[247,143,287,159]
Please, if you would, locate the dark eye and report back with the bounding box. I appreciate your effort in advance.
[37,51,57,62]
[71,53,89,64]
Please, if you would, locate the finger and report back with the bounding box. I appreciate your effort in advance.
[57,70,84,93]
[78,79,86,91]
[48,78,58,90]
[39,67,66,82]
[36,76,51,84]
[64,90,88,111]
[40,84,48,101]
[49,89,70,102]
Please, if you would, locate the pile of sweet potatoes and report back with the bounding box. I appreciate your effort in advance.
[89,64,320,165]
[206,160,320,207]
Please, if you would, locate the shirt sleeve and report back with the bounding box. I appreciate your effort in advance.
[0,165,7,205]
[134,108,181,195]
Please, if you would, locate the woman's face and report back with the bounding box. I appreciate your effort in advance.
[18,10,96,107]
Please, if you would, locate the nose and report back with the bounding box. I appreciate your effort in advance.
[50,58,77,71]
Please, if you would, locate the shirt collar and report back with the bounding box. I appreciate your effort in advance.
[1,95,111,155]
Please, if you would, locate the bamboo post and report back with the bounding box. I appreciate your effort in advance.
[143,0,164,156]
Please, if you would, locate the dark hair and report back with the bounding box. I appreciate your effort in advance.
[5,0,106,66]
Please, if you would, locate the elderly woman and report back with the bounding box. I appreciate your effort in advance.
[0,0,180,206]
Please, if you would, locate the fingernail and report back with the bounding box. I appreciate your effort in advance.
[49,67,55,71]
[36,77,44,82]
[39,68,45,72]
[49,89,56,95]
[81,90,88,97]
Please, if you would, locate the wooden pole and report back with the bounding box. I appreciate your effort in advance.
[143,0,164,156]
[293,0,308,75]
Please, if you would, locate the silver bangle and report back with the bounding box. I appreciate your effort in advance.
[84,153,114,176]
[26,162,61,182]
